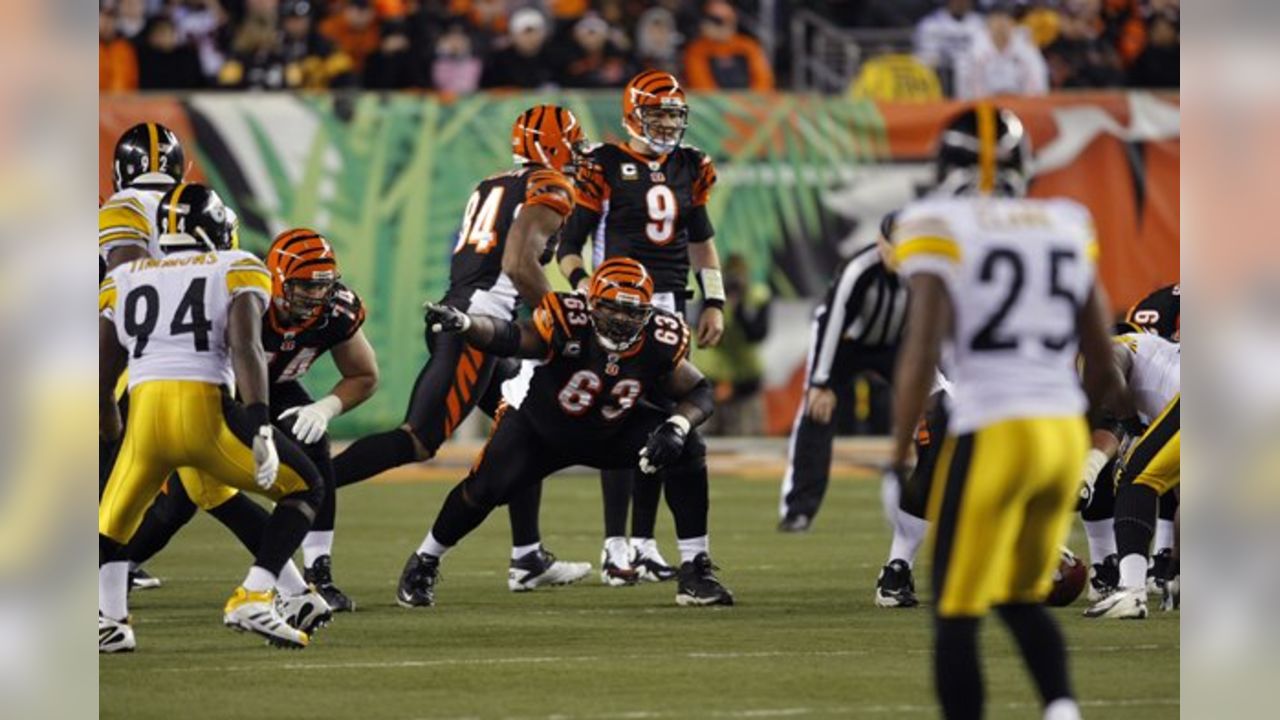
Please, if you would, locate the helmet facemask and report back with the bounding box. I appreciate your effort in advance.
[280,275,337,325]
[630,104,688,155]
[590,296,652,352]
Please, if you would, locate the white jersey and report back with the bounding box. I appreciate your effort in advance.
[1116,332,1180,425]
[98,174,177,262]
[895,196,1098,434]
[99,250,271,389]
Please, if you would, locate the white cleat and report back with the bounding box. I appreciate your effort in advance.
[1161,576,1180,611]
[99,614,136,654]
[1083,587,1148,619]
[631,539,678,582]
[508,547,591,592]
[275,588,334,634]
[223,587,309,649]
[600,537,639,586]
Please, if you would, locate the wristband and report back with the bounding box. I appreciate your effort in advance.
[697,268,726,305]
[666,414,692,436]
[568,267,589,290]
[313,394,344,421]
[245,402,270,428]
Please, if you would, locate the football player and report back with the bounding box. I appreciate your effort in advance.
[332,106,593,592]
[556,70,725,584]
[401,258,733,608]
[100,184,329,651]
[889,105,1121,720]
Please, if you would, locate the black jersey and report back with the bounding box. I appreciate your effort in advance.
[1126,283,1179,341]
[447,165,575,316]
[808,244,907,387]
[264,283,366,384]
[506,292,691,441]
[559,142,717,295]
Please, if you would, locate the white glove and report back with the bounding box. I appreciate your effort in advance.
[252,425,280,491]
[1078,447,1110,509]
[278,395,343,445]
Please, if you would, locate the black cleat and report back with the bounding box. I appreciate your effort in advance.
[777,514,812,533]
[1088,553,1120,602]
[397,552,440,608]
[305,555,355,613]
[1148,548,1174,594]
[128,566,162,592]
[875,559,919,608]
[675,553,735,607]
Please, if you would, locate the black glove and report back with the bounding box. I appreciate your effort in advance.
[423,302,471,334]
[638,416,690,474]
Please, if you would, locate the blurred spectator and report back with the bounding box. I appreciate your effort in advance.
[850,53,942,101]
[456,0,508,56]
[432,22,483,94]
[364,19,426,88]
[480,8,556,89]
[913,0,988,72]
[136,16,207,89]
[171,0,230,81]
[116,0,149,41]
[954,5,1049,99]
[319,0,383,74]
[1020,1,1062,47]
[683,1,775,91]
[100,2,139,92]
[1127,13,1178,88]
[694,254,772,436]
[1043,6,1125,88]
[218,10,291,88]
[278,0,357,88]
[1099,0,1148,66]
[634,7,682,76]
[557,13,632,88]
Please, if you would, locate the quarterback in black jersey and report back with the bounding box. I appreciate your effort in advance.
[1126,283,1180,341]
[399,258,734,608]
[556,70,726,583]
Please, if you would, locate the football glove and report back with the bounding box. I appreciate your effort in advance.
[1077,448,1110,511]
[638,416,691,475]
[423,302,472,335]
[252,425,279,491]
[278,395,343,445]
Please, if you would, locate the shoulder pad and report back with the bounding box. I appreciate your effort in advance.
[330,283,367,338]
[646,308,691,368]
[525,168,575,218]
[533,292,592,354]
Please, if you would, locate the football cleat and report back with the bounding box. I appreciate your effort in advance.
[508,547,592,592]
[1147,548,1174,594]
[304,555,355,613]
[777,514,812,533]
[1082,587,1148,620]
[128,566,162,591]
[600,538,640,586]
[1087,553,1120,603]
[99,614,136,654]
[1161,575,1180,612]
[223,587,309,648]
[875,559,919,608]
[275,588,333,634]
[632,539,677,582]
[676,553,735,607]
[397,552,440,608]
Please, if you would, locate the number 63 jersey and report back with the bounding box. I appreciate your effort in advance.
[894,197,1099,434]
[502,292,692,440]
[99,250,272,390]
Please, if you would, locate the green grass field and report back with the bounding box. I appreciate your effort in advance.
[101,472,1179,719]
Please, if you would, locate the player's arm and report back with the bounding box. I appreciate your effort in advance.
[229,292,271,421]
[556,161,607,293]
[639,358,715,474]
[1078,283,1129,420]
[99,200,152,272]
[504,203,567,307]
[276,328,380,445]
[99,316,127,442]
[890,273,951,472]
[688,153,725,347]
[423,302,549,359]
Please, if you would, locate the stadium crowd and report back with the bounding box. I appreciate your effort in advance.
[100,0,1179,95]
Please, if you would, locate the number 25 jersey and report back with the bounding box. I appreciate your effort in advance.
[894,197,1099,434]
[99,249,272,390]
[502,292,691,441]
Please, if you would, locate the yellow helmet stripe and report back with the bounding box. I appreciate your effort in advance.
[147,122,160,175]
[167,183,188,234]
[976,102,996,194]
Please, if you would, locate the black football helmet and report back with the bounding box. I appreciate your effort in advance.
[113,122,186,191]
[934,104,1030,198]
[155,183,233,253]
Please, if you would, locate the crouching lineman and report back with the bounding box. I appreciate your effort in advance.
[399,259,734,608]
[99,185,327,651]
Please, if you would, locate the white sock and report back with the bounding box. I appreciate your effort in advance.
[511,542,541,559]
[302,531,335,568]
[1083,519,1116,562]
[242,565,277,593]
[1118,553,1147,590]
[888,509,929,567]
[1154,519,1174,553]
[276,560,308,597]
[677,536,709,563]
[1043,697,1081,720]
[417,531,452,559]
[99,561,130,621]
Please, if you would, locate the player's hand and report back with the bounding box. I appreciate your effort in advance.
[252,425,280,491]
[277,395,342,445]
[423,302,472,334]
[880,464,907,529]
[805,387,837,424]
[1076,447,1110,511]
[638,416,691,474]
[697,305,724,347]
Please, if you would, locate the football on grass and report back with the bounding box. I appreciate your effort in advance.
[1047,547,1088,607]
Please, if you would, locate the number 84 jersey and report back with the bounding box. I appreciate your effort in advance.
[503,292,692,439]
[99,249,271,390]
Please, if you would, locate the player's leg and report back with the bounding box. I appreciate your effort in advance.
[777,387,840,532]
[1081,456,1119,600]
[1150,490,1179,592]
[599,468,638,584]
[119,475,196,590]
[629,463,679,582]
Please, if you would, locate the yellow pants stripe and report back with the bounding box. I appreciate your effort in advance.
[1122,394,1180,495]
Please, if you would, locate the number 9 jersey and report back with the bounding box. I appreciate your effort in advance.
[893,197,1099,434]
[99,249,271,390]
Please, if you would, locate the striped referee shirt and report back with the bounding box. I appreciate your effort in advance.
[807,244,908,387]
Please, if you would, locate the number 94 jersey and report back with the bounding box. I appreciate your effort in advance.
[894,197,1099,434]
[502,292,692,439]
[99,249,271,390]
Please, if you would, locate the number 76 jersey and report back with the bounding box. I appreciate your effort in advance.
[99,249,272,390]
[894,197,1099,434]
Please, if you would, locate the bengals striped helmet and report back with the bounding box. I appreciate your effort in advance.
[114,122,185,191]
[512,105,588,174]
[588,258,654,351]
[622,71,688,154]
[267,228,340,326]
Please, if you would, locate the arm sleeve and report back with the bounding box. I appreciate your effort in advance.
[557,206,600,262]
[525,169,576,219]
[691,152,717,207]
[685,205,715,244]
[808,258,869,387]
[892,208,962,287]
[225,255,272,309]
[98,199,151,259]
[743,38,776,91]
[683,40,716,90]
[99,277,118,320]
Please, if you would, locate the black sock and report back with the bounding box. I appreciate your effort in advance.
[123,478,199,565]
[662,463,709,541]
[1114,483,1158,558]
[630,470,662,539]
[507,481,542,548]
[101,533,125,565]
[600,468,632,537]
[934,617,983,720]
[996,603,1073,706]
[253,500,313,576]
[311,447,337,532]
[208,494,271,555]
[333,429,417,488]
[1157,490,1178,522]
[431,482,495,548]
